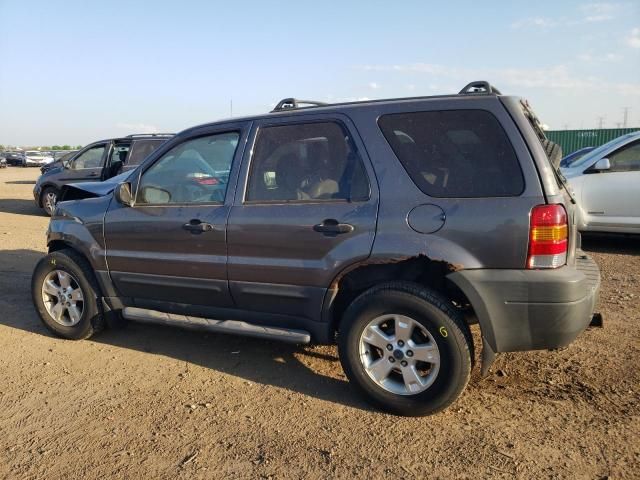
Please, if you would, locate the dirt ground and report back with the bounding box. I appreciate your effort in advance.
[0,166,638,480]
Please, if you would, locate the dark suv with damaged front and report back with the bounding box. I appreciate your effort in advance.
[33,134,172,215]
[31,82,601,416]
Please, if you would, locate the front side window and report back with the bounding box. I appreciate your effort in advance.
[379,110,524,197]
[246,121,369,202]
[71,145,106,169]
[136,132,239,205]
[608,141,640,172]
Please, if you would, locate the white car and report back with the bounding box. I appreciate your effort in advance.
[24,150,54,167]
[561,132,640,234]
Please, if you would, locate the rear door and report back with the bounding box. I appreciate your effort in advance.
[581,139,640,231]
[104,123,249,311]
[102,141,131,179]
[227,115,378,323]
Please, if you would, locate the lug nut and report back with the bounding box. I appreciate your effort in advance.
[386,344,393,351]
[401,360,408,367]
[397,340,405,347]
[389,357,395,363]
[406,350,414,357]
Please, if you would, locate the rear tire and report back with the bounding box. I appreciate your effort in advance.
[338,282,472,416]
[32,249,104,340]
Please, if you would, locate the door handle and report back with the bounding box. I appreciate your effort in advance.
[183,219,215,233]
[313,219,354,236]
[89,172,98,177]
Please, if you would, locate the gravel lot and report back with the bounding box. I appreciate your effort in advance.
[0,167,638,479]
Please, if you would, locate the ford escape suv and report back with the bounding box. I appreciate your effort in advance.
[33,133,173,215]
[31,82,600,416]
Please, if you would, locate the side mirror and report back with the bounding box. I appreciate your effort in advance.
[587,158,611,173]
[114,182,133,206]
[139,186,171,204]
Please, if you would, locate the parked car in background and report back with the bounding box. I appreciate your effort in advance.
[4,151,25,166]
[24,150,54,167]
[41,150,78,174]
[34,133,173,215]
[31,82,601,416]
[559,146,595,168]
[561,131,640,234]
[0,155,6,168]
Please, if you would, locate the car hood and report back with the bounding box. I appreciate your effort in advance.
[60,171,131,201]
[42,160,64,172]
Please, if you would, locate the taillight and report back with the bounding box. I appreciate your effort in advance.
[527,204,568,269]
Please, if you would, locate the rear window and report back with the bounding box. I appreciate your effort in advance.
[379,110,524,197]
[127,140,164,166]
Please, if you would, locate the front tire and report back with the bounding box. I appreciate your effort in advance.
[41,186,59,216]
[31,249,104,340]
[338,282,472,416]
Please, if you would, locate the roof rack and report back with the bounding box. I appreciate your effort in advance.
[271,98,328,112]
[458,81,502,95]
[126,133,174,138]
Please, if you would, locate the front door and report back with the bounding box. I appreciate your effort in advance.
[60,142,109,182]
[104,125,248,311]
[227,116,378,323]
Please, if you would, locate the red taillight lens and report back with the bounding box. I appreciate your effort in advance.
[527,204,568,269]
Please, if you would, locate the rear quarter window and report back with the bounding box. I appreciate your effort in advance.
[378,110,524,197]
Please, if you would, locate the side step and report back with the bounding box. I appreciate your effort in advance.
[122,307,311,344]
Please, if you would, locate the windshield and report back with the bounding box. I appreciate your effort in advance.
[25,151,42,156]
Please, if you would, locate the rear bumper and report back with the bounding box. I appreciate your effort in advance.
[447,252,600,353]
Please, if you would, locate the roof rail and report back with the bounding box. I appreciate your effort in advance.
[458,81,502,95]
[271,98,328,112]
[126,133,174,138]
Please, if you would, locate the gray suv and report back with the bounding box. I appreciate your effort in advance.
[31,82,601,416]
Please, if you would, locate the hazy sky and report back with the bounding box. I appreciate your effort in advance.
[1,0,639,146]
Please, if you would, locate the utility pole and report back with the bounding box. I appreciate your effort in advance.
[596,116,605,129]
[622,107,630,128]
[230,99,233,118]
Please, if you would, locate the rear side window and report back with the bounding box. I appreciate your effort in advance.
[379,110,524,197]
[246,121,370,202]
[128,140,164,166]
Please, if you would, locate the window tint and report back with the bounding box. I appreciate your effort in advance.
[246,121,369,202]
[136,132,239,205]
[128,140,163,166]
[379,110,524,197]
[72,145,106,169]
[608,141,640,172]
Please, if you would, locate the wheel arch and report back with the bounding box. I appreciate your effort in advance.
[323,255,473,334]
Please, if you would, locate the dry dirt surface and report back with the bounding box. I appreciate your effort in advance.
[0,167,638,479]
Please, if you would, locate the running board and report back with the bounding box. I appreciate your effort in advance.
[122,307,311,344]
